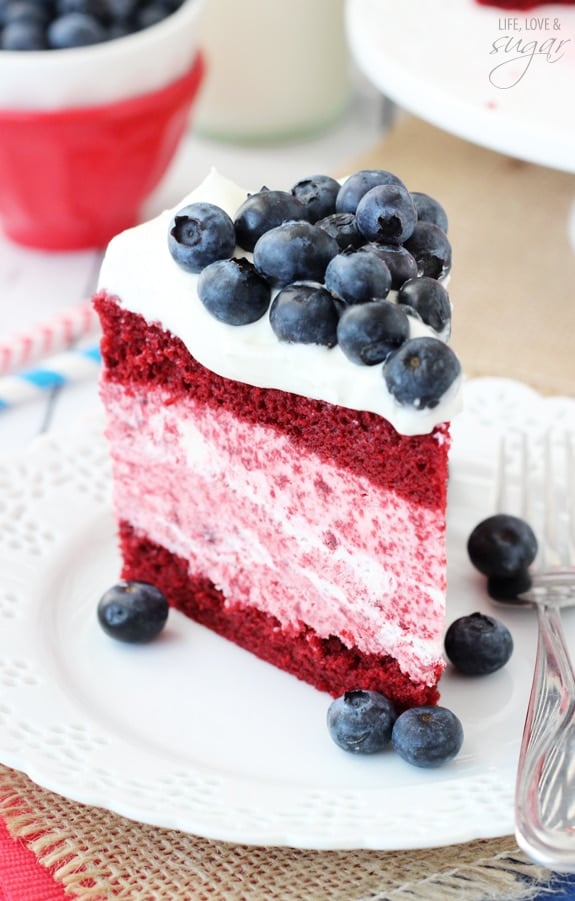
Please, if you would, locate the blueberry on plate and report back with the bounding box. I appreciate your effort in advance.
[444,612,513,675]
[291,174,340,223]
[269,282,340,347]
[327,689,397,754]
[383,336,461,409]
[324,249,392,306]
[467,513,538,578]
[397,276,452,338]
[337,299,410,366]
[254,220,338,288]
[391,706,463,768]
[410,191,449,233]
[336,169,406,214]
[316,212,364,251]
[487,568,533,601]
[198,257,271,325]
[404,221,452,280]
[355,184,417,246]
[97,580,169,643]
[234,188,307,252]
[168,202,236,273]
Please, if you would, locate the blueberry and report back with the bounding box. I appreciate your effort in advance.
[107,0,140,25]
[253,220,338,288]
[269,282,340,347]
[327,690,397,754]
[134,1,170,27]
[467,514,538,578]
[404,221,452,280]
[316,212,364,251]
[411,191,449,233]
[197,257,271,325]
[47,10,107,46]
[104,0,139,21]
[324,249,392,306]
[397,277,452,338]
[487,568,532,601]
[291,174,340,223]
[391,706,463,768]
[3,1,51,26]
[168,202,236,274]
[106,19,130,36]
[97,580,169,643]
[359,243,418,291]
[355,184,417,246]
[444,612,513,676]
[384,336,461,409]
[1,18,45,45]
[234,188,307,252]
[55,0,108,20]
[336,169,406,214]
[337,300,410,366]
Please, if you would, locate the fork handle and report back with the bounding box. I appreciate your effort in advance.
[515,602,575,871]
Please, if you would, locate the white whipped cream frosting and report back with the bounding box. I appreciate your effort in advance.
[98,169,463,436]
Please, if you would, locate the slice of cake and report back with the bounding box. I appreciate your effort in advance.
[94,169,462,711]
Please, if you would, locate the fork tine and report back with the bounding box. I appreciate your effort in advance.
[495,433,507,514]
[497,431,532,518]
[541,431,559,571]
[567,432,575,566]
[519,431,530,523]
[495,431,574,573]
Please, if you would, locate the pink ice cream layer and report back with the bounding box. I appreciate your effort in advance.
[103,382,447,686]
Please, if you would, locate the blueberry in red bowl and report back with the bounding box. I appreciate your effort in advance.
[0,0,205,250]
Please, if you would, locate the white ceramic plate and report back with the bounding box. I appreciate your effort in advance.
[346,0,575,172]
[0,377,574,850]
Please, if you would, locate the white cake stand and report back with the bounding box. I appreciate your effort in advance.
[346,0,575,173]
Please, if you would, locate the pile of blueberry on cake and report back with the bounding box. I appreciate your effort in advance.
[94,167,463,714]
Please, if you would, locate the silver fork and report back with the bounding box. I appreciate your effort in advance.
[494,430,575,871]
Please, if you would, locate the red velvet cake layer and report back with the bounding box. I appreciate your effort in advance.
[118,520,442,708]
[94,291,450,510]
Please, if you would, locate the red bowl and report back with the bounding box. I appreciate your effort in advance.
[0,53,204,251]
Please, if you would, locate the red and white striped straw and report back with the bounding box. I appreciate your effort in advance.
[0,302,100,377]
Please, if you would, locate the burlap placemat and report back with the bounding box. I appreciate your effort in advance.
[2,116,574,899]
[0,764,557,900]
